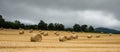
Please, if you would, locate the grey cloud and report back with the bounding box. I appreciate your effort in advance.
[1,0,120,18]
[0,0,120,30]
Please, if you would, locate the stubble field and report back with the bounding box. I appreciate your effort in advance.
[0,29,120,52]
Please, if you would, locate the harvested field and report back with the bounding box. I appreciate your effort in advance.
[0,29,120,52]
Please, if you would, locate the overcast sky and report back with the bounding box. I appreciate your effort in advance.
[0,0,120,30]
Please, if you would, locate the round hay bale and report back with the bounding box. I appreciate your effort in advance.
[31,34,42,42]
[109,33,112,36]
[59,36,66,42]
[64,36,67,39]
[72,34,78,39]
[43,32,48,36]
[39,30,42,32]
[66,35,73,40]
[19,28,23,30]
[0,27,4,30]
[29,30,33,33]
[40,32,44,34]
[19,31,24,34]
[87,35,92,38]
[54,32,59,36]
[96,35,100,38]
[72,32,75,34]
[109,34,112,36]
[54,32,57,34]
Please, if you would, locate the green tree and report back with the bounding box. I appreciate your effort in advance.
[54,23,64,31]
[14,20,21,29]
[44,23,48,30]
[48,23,54,30]
[38,20,47,30]
[65,28,73,31]
[3,19,25,29]
[88,26,94,32]
[0,15,5,27]
[25,25,37,29]
[4,21,14,28]
[54,23,59,30]
[81,25,88,32]
[73,24,81,32]
[59,24,64,30]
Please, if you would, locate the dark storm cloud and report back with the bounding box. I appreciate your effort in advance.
[0,0,120,30]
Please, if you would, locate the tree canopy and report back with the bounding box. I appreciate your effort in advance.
[0,15,95,32]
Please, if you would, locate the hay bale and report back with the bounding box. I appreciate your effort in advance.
[109,33,112,36]
[31,34,42,42]
[87,35,92,38]
[54,32,59,36]
[19,28,23,30]
[72,34,78,39]
[59,36,66,42]
[109,34,112,36]
[43,32,48,36]
[19,31,24,34]
[0,27,4,30]
[40,31,44,34]
[66,35,73,40]
[96,35,100,38]
[64,36,67,40]
[72,32,75,34]
[109,35,112,36]
[29,29,33,33]
[39,30,42,32]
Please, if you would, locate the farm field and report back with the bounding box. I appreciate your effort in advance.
[0,29,120,52]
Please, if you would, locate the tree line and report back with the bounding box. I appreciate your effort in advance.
[0,15,94,32]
